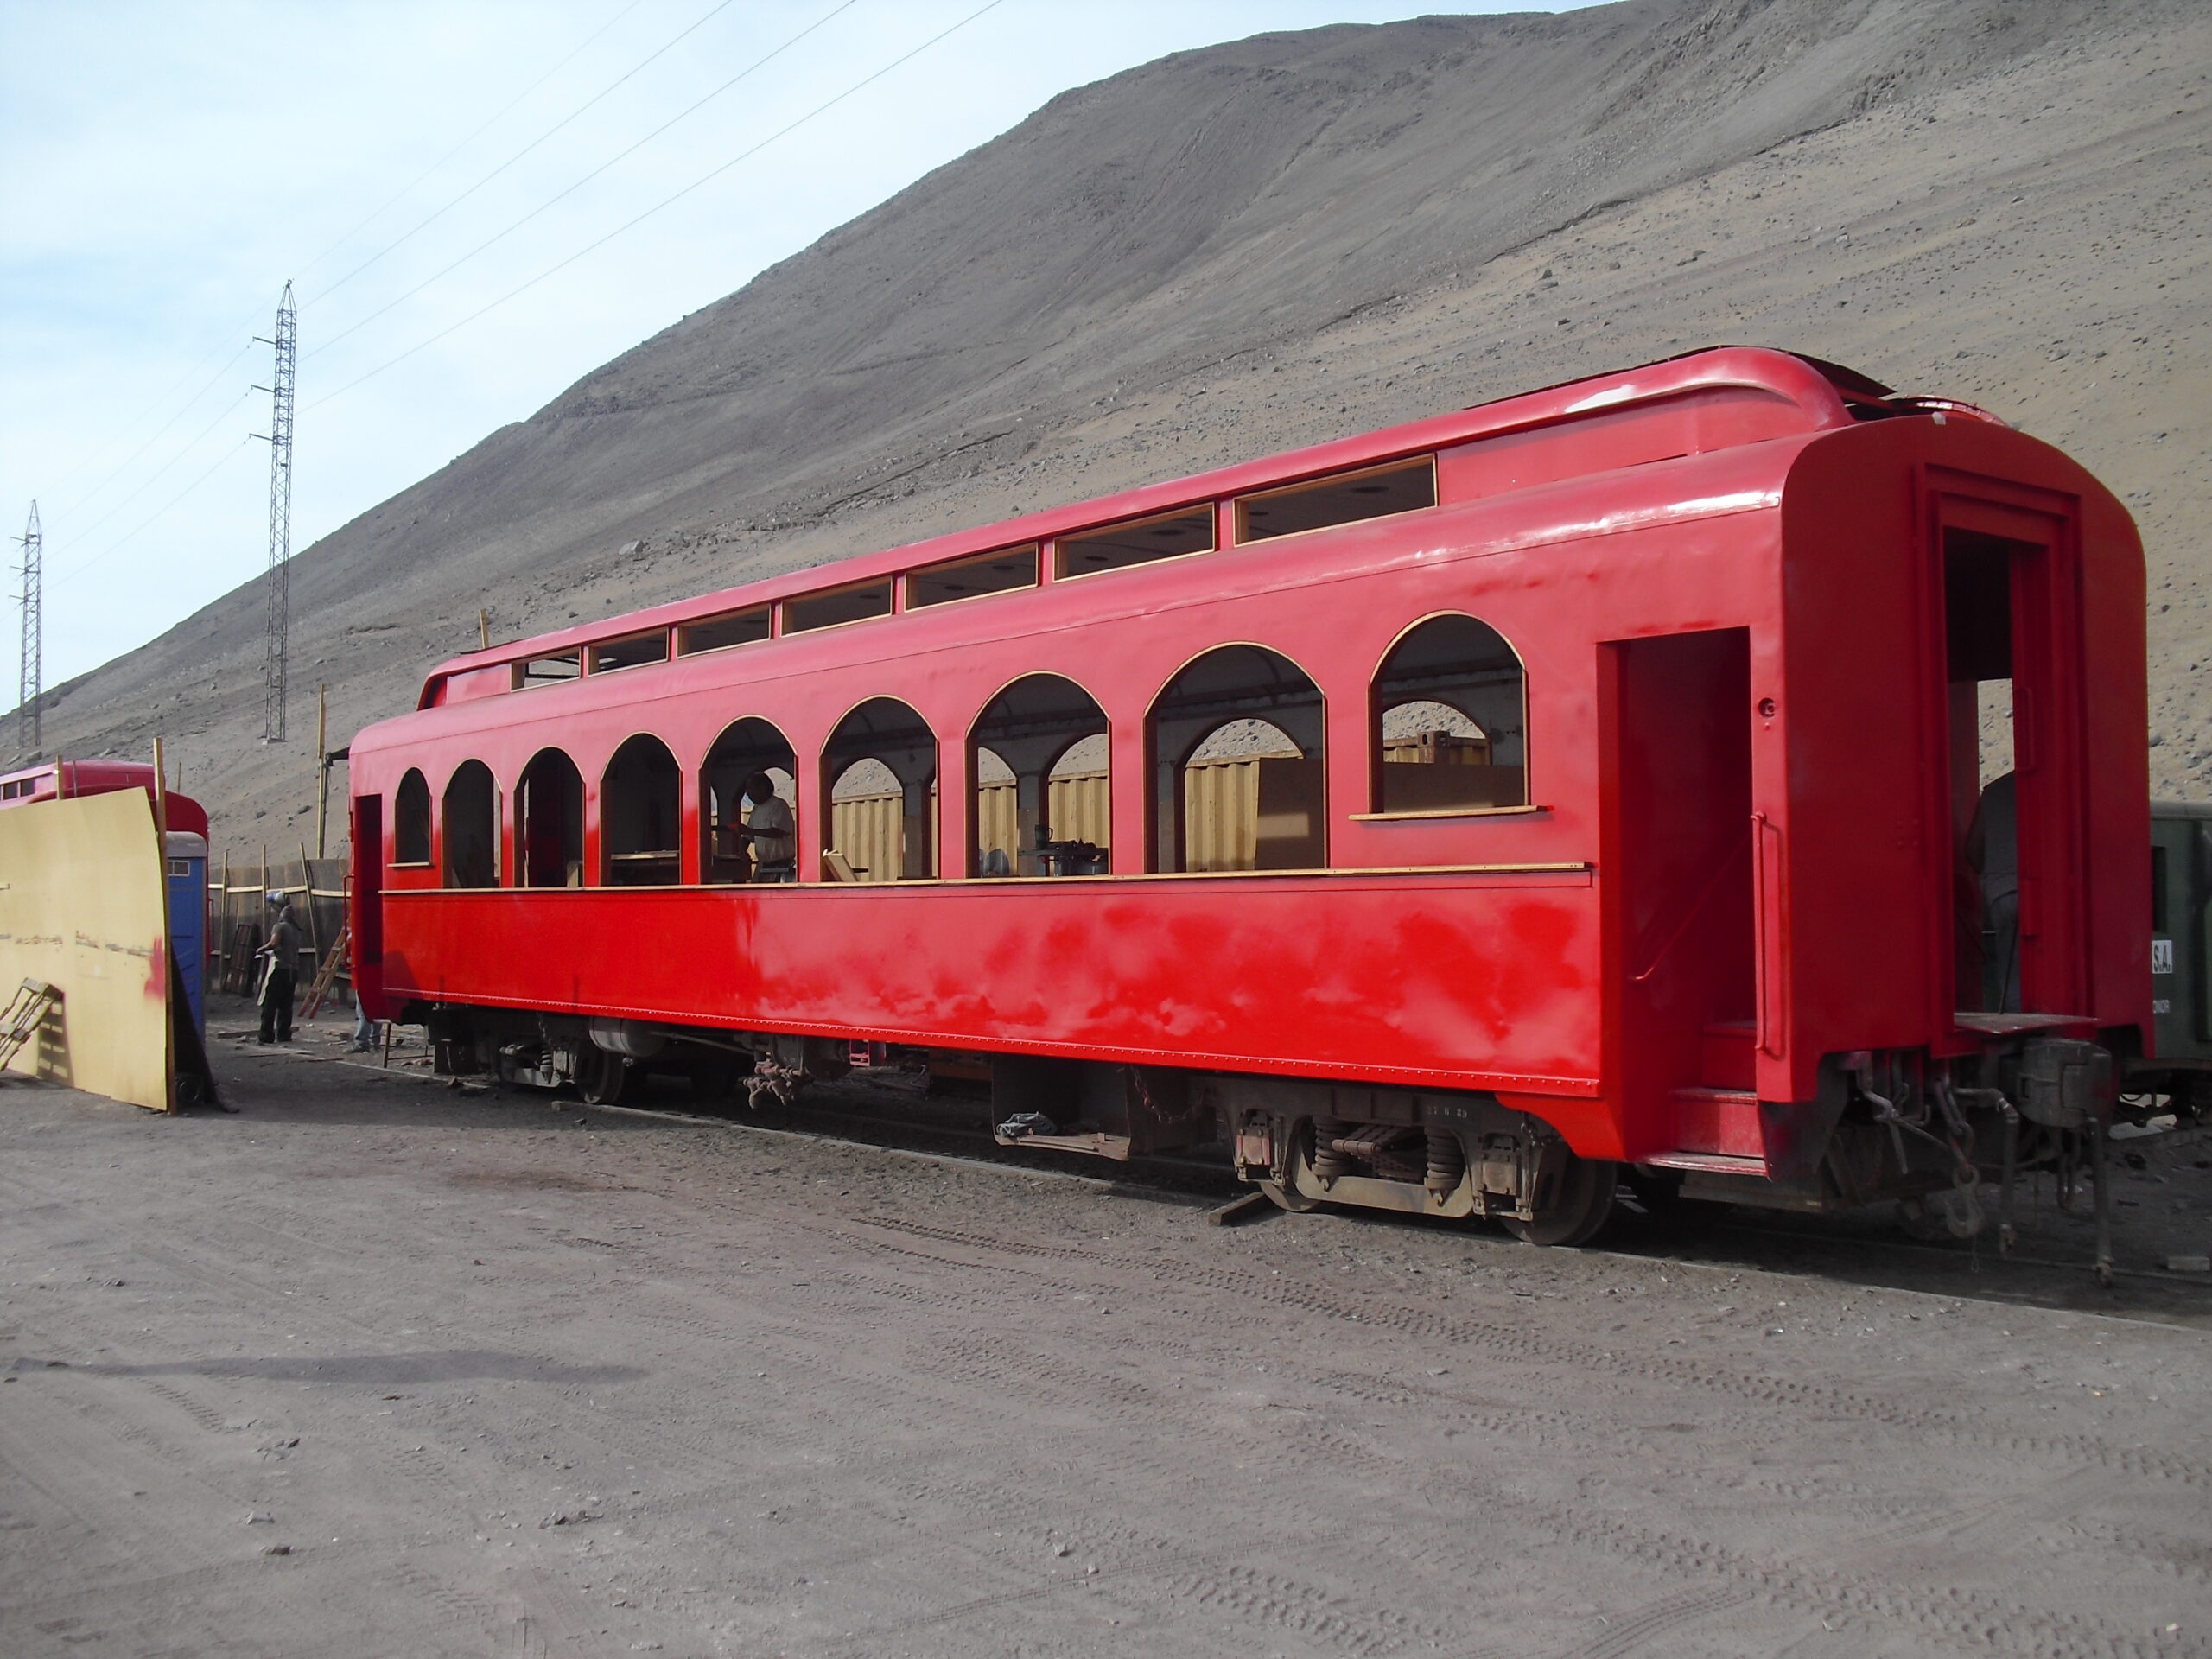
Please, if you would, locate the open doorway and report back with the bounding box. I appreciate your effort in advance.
[1606,628,1755,1109]
[1940,510,2082,1020]
[1945,531,2019,1013]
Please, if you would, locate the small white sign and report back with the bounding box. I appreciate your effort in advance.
[2151,938,2174,976]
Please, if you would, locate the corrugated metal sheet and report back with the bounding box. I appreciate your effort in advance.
[1382,732,1490,765]
[1049,772,1110,849]
[1183,755,1321,871]
[837,763,1326,875]
[976,772,1109,873]
[830,791,906,882]
[1182,758,1261,873]
[976,782,1018,869]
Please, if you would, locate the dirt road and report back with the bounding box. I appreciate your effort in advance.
[4,1024,2209,1658]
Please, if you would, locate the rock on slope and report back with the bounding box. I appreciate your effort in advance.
[24,0,2209,846]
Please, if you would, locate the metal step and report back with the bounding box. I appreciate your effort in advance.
[1642,1149,1769,1176]
[1668,1084,1763,1160]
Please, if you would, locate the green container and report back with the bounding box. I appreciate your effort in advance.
[2150,801,2212,1066]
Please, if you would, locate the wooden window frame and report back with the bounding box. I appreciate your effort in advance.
[677,605,774,657]
[906,543,1040,609]
[1054,505,1217,582]
[1232,455,1436,546]
[784,579,895,635]
[588,630,671,674]
[512,650,582,690]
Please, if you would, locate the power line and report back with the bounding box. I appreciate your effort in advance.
[48,442,253,590]
[35,0,999,629]
[306,0,739,308]
[308,0,1007,412]
[294,0,648,290]
[46,4,645,535]
[47,315,263,520]
[60,386,253,550]
[307,0,860,362]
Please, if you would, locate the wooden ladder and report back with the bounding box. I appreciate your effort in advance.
[300,923,350,1020]
[0,978,60,1073]
[220,923,263,995]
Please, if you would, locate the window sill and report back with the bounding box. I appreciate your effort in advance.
[1350,804,1547,822]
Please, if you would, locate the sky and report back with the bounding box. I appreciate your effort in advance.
[1,0,1601,697]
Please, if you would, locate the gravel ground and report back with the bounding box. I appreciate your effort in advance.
[3,1008,2210,1659]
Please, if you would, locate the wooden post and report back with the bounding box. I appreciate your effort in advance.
[52,750,64,798]
[298,840,321,964]
[478,608,491,651]
[315,683,329,859]
[153,738,172,1109]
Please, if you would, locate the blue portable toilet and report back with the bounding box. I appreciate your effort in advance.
[166,830,207,1042]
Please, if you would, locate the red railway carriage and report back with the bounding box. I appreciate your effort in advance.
[349,347,2152,1248]
[0,759,209,840]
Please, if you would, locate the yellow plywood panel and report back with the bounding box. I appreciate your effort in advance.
[977,779,1020,869]
[1047,772,1110,849]
[1180,756,1320,871]
[830,792,905,884]
[0,791,172,1111]
[977,772,1110,873]
[1183,758,1261,872]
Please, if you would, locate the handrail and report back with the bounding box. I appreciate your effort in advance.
[1752,811,1786,1058]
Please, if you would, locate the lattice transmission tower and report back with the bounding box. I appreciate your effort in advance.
[12,501,40,759]
[254,282,297,742]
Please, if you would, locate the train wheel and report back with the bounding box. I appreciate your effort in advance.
[1502,1154,1618,1246]
[575,1046,631,1107]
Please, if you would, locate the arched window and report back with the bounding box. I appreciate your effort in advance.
[970,675,1109,876]
[1371,615,1527,812]
[701,718,798,884]
[394,769,431,865]
[517,748,583,888]
[601,735,680,886]
[1147,645,1325,872]
[822,698,937,882]
[442,761,499,888]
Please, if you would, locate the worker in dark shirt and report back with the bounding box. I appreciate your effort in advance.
[257,902,303,1045]
[1964,771,2021,1014]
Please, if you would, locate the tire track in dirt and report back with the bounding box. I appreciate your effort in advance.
[849,1214,2212,1491]
[0,1192,656,1654]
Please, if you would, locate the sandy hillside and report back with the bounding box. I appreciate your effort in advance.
[18,0,2209,850]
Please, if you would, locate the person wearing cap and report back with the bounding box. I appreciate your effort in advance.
[257,901,303,1045]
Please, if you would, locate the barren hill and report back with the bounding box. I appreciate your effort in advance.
[26,0,2209,849]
